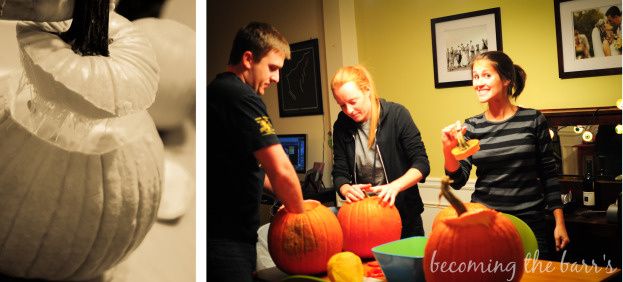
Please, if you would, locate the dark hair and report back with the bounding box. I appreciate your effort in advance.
[227,22,291,65]
[606,6,621,17]
[470,51,527,99]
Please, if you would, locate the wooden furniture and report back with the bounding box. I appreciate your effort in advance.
[540,106,621,127]
[541,106,622,269]
[256,259,621,281]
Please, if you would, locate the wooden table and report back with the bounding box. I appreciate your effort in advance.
[522,259,621,281]
[257,259,621,282]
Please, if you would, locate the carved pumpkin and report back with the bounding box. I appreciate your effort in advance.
[134,18,196,130]
[0,3,163,281]
[337,196,402,258]
[268,200,343,275]
[423,177,524,282]
[17,12,159,117]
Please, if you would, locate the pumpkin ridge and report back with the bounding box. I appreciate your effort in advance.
[89,152,129,276]
[0,140,55,276]
[42,154,89,280]
[0,135,48,252]
[499,216,524,261]
[91,148,139,276]
[66,154,111,280]
[112,142,160,265]
[23,152,72,277]
[117,147,145,260]
[314,204,330,267]
[56,156,103,279]
[0,119,30,174]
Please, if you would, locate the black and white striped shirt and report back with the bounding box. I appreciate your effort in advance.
[446,107,563,216]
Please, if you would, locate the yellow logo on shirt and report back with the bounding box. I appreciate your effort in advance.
[255,116,275,136]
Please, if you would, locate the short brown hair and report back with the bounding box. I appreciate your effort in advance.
[227,22,291,65]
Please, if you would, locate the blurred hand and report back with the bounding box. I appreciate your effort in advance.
[369,184,400,206]
[340,183,371,203]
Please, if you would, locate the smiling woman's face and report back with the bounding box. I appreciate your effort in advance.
[332,81,371,123]
[471,60,510,103]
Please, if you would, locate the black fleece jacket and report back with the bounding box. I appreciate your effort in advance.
[332,99,430,215]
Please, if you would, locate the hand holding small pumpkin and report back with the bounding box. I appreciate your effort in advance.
[441,121,467,153]
[339,183,370,203]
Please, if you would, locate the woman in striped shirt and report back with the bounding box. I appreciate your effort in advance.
[441,51,570,260]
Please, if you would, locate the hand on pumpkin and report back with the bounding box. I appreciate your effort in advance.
[554,225,570,251]
[340,184,371,203]
[369,184,400,206]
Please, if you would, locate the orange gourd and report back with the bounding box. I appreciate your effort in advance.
[424,177,524,282]
[268,200,343,275]
[337,196,402,258]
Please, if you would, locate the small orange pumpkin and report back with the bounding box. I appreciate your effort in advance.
[337,196,402,258]
[424,177,524,282]
[268,200,343,275]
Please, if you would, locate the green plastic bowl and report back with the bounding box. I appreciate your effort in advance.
[371,236,427,282]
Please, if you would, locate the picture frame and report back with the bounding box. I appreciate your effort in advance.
[554,0,622,79]
[431,8,503,88]
[277,38,323,117]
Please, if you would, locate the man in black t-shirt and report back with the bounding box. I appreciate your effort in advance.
[207,22,304,281]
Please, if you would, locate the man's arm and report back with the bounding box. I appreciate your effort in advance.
[254,144,304,213]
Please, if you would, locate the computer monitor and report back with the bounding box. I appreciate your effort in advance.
[277,134,306,173]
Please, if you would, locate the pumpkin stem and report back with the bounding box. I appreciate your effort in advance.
[60,0,110,56]
[439,176,467,216]
[454,120,468,149]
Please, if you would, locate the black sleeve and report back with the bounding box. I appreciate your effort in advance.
[331,117,351,199]
[232,94,280,153]
[534,111,563,211]
[396,105,430,182]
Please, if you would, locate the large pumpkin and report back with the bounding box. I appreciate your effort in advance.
[268,200,343,275]
[337,196,401,258]
[134,18,196,130]
[0,3,163,281]
[423,177,524,282]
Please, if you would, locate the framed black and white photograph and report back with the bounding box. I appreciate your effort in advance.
[431,8,503,88]
[554,0,621,79]
[277,38,323,117]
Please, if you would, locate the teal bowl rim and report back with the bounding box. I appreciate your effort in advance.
[371,236,427,259]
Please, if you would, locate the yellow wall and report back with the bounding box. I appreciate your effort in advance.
[354,0,622,178]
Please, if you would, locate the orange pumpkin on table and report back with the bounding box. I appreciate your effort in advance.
[268,200,343,275]
[424,177,524,282]
[337,196,402,258]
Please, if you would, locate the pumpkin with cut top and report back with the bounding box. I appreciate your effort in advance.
[268,200,343,275]
[423,177,524,282]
